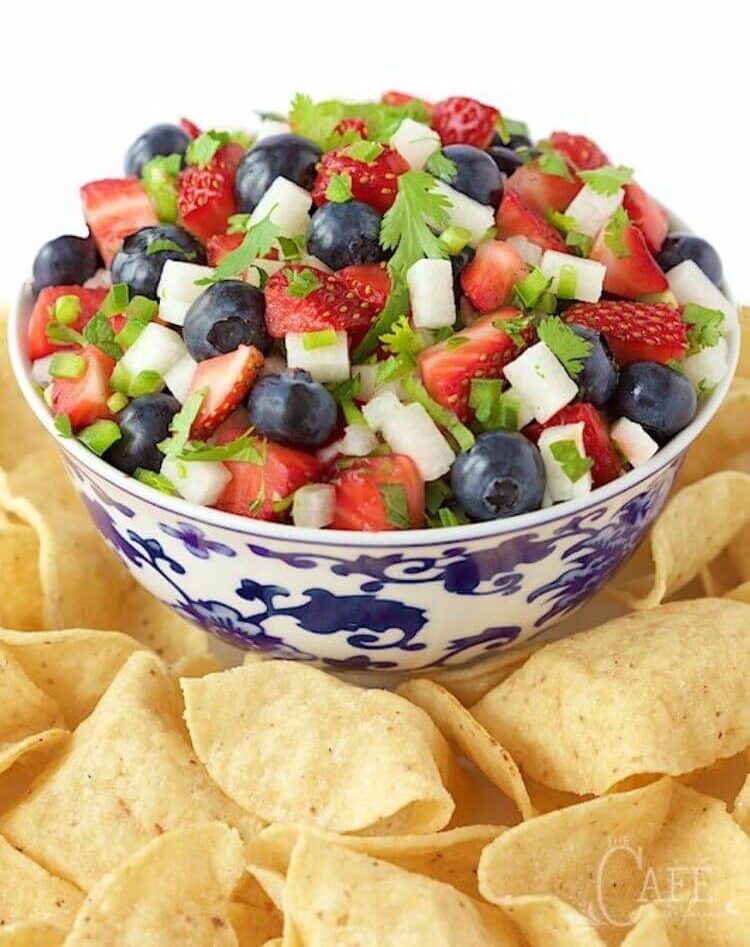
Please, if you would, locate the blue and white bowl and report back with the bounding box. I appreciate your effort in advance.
[8,282,739,672]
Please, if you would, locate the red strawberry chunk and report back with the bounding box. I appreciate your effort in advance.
[331,455,425,531]
[178,143,244,242]
[382,91,434,116]
[548,132,609,171]
[311,144,409,213]
[564,301,688,365]
[50,345,115,431]
[505,161,582,216]
[179,117,202,139]
[418,309,529,420]
[337,263,391,311]
[431,96,498,149]
[623,183,669,255]
[590,222,668,299]
[495,190,568,254]
[206,232,244,266]
[28,285,107,360]
[525,403,623,487]
[80,179,158,266]
[187,345,264,439]
[334,117,368,138]
[460,240,527,313]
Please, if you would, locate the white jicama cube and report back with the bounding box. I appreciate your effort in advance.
[610,417,658,468]
[158,298,192,327]
[682,336,730,390]
[433,181,495,247]
[31,355,55,386]
[362,391,402,430]
[250,176,313,238]
[292,483,336,529]
[407,258,457,329]
[300,254,332,273]
[161,457,231,507]
[254,119,292,141]
[503,385,536,430]
[390,118,441,170]
[503,341,578,423]
[164,354,198,404]
[564,185,624,237]
[316,440,343,465]
[339,423,378,457]
[538,422,593,502]
[354,365,406,402]
[506,235,543,267]
[381,402,455,481]
[285,330,350,383]
[667,260,735,326]
[119,323,188,379]
[157,260,214,304]
[245,257,286,288]
[540,250,605,303]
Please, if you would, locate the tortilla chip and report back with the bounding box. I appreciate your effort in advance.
[733,752,750,833]
[64,822,244,946]
[284,833,524,946]
[735,305,750,379]
[494,896,608,946]
[678,377,750,487]
[0,642,64,741]
[0,730,69,780]
[0,514,42,629]
[621,905,671,946]
[659,881,750,947]
[1,651,262,890]
[0,832,83,929]
[472,599,750,795]
[229,902,283,947]
[0,924,65,946]
[181,662,454,835]
[172,652,222,679]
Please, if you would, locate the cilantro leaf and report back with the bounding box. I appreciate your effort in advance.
[683,302,724,355]
[379,315,424,359]
[278,235,305,261]
[603,207,631,259]
[203,211,281,283]
[134,468,180,496]
[146,239,196,259]
[549,439,593,483]
[82,312,123,361]
[547,211,593,257]
[45,323,85,347]
[537,316,592,377]
[380,170,450,279]
[537,149,573,182]
[325,172,353,203]
[579,165,634,197]
[343,140,383,163]
[158,389,206,457]
[186,130,231,167]
[401,375,475,452]
[227,213,251,234]
[173,434,267,464]
[469,380,520,432]
[352,281,410,363]
[284,267,321,298]
[378,482,411,529]
[289,94,432,151]
[492,312,534,348]
[425,150,458,183]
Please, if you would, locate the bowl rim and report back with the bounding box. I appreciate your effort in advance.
[8,277,740,548]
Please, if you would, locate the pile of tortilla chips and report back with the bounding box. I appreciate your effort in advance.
[1,306,750,945]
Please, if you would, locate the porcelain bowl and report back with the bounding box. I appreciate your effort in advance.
[8,281,739,672]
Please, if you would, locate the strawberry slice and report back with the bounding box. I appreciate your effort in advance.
[179,117,202,139]
[460,240,527,313]
[331,455,425,531]
[548,132,609,171]
[80,179,158,266]
[382,91,434,116]
[622,183,669,255]
[564,300,688,365]
[206,232,244,266]
[337,262,391,311]
[50,345,115,431]
[506,161,582,216]
[524,403,623,487]
[178,143,245,242]
[187,345,264,439]
[495,190,568,254]
[590,221,668,298]
[311,144,409,213]
[418,309,529,420]
[28,285,107,360]
[334,117,368,137]
[431,96,498,149]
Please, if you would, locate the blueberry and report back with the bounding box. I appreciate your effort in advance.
[436,145,503,208]
[656,233,723,287]
[451,431,546,521]
[124,123,191,177]
[450,246,475,301]
[32,235,102,294]
[609,362,697,444]
[307,201,386,271]
[487,145,524,178]
[490,130,532,151]
[183,281,271,361]
[110,225,206,300]
[235,134,322,212]
[105,393,181,474]
[247,370,337,449]
[567,324,619,406]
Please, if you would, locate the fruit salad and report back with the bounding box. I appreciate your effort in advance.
[26,94,736,531]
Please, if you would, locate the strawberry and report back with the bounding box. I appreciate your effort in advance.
[622,183,669,255]
[264,264,387,345]
[590,221,668,298]
[311,144,409,213]
[179,117,202,139]
[548,132,609,171]
[495,189,569,254]
[564,301,688,365]
[334,117,368,138]
[206,232,244,266]
[50,345,115,431]
[331,455,425,531]
[524,403,623,487]
[417,309,529,420]
[337,262,391,311]
[505,161,582,216]
[178,143,245,242]
[187,345,264,439]
[28,285,107,360]
[382,91,434,116]
[459,240,527,313]
[80,179,158,266]
[431,96,498,149]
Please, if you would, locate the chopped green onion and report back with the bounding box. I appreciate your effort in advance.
[129,370,165,397]
[107,392,129,414]
[78,420,121,456]
[109,362,131,395]
[549,439,593,483]
[100,283,130,316]
[302,329,338,350]
[126,296,158,322]
[469,379,520,432]
[344,140,383,163]
[115,318,148,351]
[341,398,366,426]
[134,468,180,496]
[285,268,322,299]
[513,268,551,310]
[401,375,475,452]
[53,413,73,437]
[557,264,578,300]
[51,294,82,325]
[141,154,181,224]
[325,172,353,203]
[438,226,472,256]
[49,353,86,379]
[438,507,462,527]
[425,479,452,514]
[227,213,251,234]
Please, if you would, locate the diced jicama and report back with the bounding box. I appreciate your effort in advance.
[31,355,55,386]
[157,260,213,304]
[506,235,543,267]
[504,341,578,423]
[682,336,730,390]
[119,323,188,379]
[285,330,350,383]
[292,483,336,528]
[433,181,495,247]
[249,176,313,238]
[362,391,402,430]
[353,365,402,402]
[610,417,658,468]
[158,299,192,327]
[407,258,457,329]
[538,422,593,502]
[540,250,605,303]
[161,457,231,506]
[300,254,331,273]
[164,354,198,403]
[380,402,455,481]
[255,119,291,141]
[390,118,441,170]
[245,257,286,288]
[666,260,735,326]
[340,423,378,457]
[503,385,536,430]
[564,185,624,237]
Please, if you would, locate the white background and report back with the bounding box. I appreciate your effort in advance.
[0,0,747,302]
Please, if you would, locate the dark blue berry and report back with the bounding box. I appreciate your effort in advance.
[183,281,271,361]
[247,370,337,449]
[490,130,532,151]
[609,361,697,444]
[450,246,475,301]
[307,201,385,271]
[451,431,546,521]
[567,323,619,406]
[656,233,723,287]
[438,145,503,207]
[487,145,524,178]
[105,393,181,474]
[32,235,102,294]
[235,134,322,212]
[124,124,191,177]
[110,225,206,300]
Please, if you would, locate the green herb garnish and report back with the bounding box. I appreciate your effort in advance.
[603,207,631,259]
[202,210,281,284]
[683,302,724,355]
[425,150,458,183]
[141,153,181,223]
[578,165,634,196]
[380,170,450,279]
[513,268,552,311]
[325,172,353,203]
[378,482,411,529]
[83,311,123,361]
[285,267,322,299]
[134,468,180,496]
[549,439,593,483]
[302,328,338,350]
[537,316,592,378]
[401,375,475,452]
[78,420,121,456]
[146,238,196,259]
